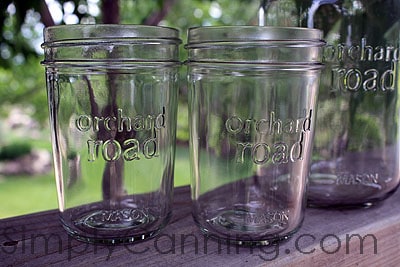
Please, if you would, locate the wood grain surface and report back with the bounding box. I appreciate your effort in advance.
[1,185,399,266]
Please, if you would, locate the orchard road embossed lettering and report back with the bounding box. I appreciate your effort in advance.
[324,38,399,92]
[226,109,313,165]
[75,108,166,162]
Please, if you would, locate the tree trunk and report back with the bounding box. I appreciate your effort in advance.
[40,0,55,27]
[144,0,176,25]
[102,0,120,24]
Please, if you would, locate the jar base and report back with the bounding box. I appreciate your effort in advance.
[307,171,400,209]
[193,208,299,246]
[61,209,171,244]
[196,222,295,246]
[307,201,378,209]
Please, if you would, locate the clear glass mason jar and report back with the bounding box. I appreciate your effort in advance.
[186,26,324,245]
[42,25,181,244]
[261,0,400,208]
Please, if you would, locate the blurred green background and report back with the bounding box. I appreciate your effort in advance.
[0,0,262,218]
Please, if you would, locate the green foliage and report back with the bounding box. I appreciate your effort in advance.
[0,0,263,131]
[162,0,260,60]
[0,145,190,218]
[122,0,262,142]
[176,99,189,142]
[0,0,106,124]
[0,0,42,67]
[348,115,382,152]
[120,0,161,24]
[0,56,47,123]
[0,141,32,160]
[0,174,57,218]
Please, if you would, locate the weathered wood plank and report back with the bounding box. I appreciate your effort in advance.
[1,185,400,266]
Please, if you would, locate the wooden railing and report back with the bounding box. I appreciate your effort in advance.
[1,185,400,266]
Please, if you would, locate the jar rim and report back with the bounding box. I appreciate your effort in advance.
[42,24,181,46]
[186,26,324,46]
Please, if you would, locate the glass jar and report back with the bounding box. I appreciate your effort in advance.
[186,26,324,245]
[261,0,400,208]
[42,25,181,243]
